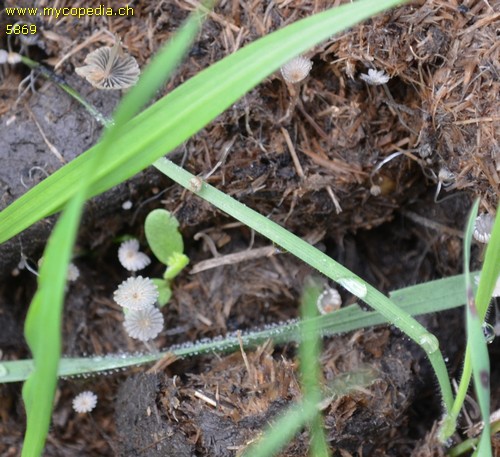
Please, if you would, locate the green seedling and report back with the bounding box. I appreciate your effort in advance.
[145,209,189,306]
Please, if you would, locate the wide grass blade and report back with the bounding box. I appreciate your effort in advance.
[102,4,208,136]
[21,192,84,456]
[0,0,406,244]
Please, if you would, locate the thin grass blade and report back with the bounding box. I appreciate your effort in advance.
[443,208,499,441]
[462,200,491,456]
[299,279,330,457]
[0,272,475,383]
[152,158,454,411]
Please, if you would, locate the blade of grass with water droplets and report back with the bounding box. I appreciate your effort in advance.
[0,272,476,383]
[153,158,454,412]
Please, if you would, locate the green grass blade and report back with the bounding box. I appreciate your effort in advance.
[299,279,330,457]
[389,275,468,311]
[475,212,500,319]
[448,421,500,457]
[0,272,475,383]
[463,201,491,456]
[0,0,406,244]
[442,208,499,442]
[21,192,84,456]
[152,158,454,411]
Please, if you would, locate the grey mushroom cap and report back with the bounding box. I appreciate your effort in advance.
[473,213,495,243]
[75,46,140,90]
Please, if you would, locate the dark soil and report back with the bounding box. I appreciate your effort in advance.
[0,0,498,456]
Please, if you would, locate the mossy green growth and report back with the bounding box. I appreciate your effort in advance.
[145,209,188,307]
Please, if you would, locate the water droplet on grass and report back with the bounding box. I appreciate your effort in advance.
[0,364,8,377]
[338,278,367,299]
[419,334,439,354]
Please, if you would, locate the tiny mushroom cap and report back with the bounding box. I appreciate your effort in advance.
[316,287,342,314]
[280,56,313,84]
[113,276,159,310]
[370,184,381,196]
[118,239,151,271]
[72,391,98,413]
[438,167,455,185]
[360,68,390,85]
[75,40,140,90]
[122,200,133,210]
[473,213,495,244]
[6,52,22,64]
[67,263,80,282]
[123,306,164,341]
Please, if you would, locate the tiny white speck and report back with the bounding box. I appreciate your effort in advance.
[123,306,164,341]
[189,177,203,193]
[72,391,97,413]
[122,200,133,210]
[360,68,390,85]
[370,185,381,196]
[438,167,455,184]
[113,276,158,310]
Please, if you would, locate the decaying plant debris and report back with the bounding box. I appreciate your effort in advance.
[0,0,499,455]
[115,330,414,456]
